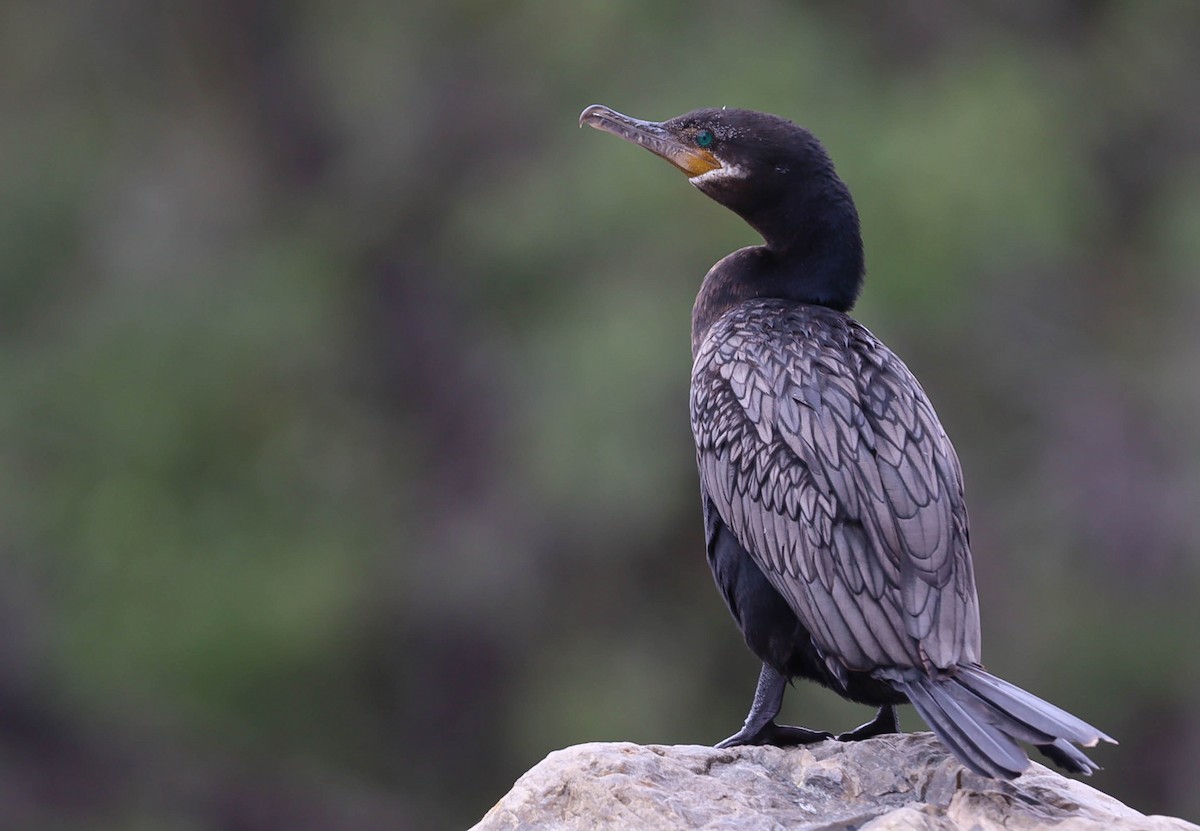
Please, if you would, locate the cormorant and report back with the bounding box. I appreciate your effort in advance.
[579,103,1115,779]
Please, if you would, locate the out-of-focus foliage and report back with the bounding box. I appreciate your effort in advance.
[2,2,1198,828]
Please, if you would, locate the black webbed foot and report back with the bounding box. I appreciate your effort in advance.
[717,663,834,749]
[837,705,899,742]
[718,721,833,748]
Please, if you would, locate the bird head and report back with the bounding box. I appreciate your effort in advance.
[580,104,864,311]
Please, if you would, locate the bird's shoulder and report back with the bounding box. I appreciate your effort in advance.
[691,299,901,445]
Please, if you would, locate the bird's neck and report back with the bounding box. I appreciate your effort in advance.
[688,176,865,356]
[690,234,864,358]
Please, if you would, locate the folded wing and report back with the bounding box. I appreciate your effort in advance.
[691,300,980,677]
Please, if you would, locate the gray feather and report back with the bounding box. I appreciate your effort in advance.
[691,299,977,672]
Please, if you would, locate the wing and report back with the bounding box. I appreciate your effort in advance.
[691,300,980,673]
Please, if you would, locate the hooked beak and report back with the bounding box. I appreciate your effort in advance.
[579,104,721,178]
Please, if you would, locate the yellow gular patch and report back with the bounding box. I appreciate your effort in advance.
[670,147,722,177]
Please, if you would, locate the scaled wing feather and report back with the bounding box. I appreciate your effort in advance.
[691,300,981,673]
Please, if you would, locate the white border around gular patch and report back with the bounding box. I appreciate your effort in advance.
[689,163,748,187]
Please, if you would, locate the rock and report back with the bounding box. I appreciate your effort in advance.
[470,734,1197,831]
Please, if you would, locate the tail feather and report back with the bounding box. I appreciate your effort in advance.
[952,678,1058,746]
[907,677,1022,778]
[900,679,988,775]
[956,666,1114,746]
[1039,738,1101,776]
[902,677,1026,778]
[892,666,1114,780]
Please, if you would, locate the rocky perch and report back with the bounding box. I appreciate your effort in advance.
[471,734,1197,830]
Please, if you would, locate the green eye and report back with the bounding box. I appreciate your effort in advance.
[695,129,715,148]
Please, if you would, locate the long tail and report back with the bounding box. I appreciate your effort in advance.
[894,665,1116,779]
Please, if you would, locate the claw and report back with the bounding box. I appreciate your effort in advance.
[836,705,900,742]
[719,721,833,748]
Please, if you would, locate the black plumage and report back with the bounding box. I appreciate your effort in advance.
[580,103,1115,779]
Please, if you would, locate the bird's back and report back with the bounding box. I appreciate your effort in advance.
[691,299,982,677]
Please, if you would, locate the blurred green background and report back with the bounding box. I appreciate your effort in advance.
[2,1,1199,828]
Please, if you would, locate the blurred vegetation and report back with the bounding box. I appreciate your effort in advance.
[1,1,1199,828]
